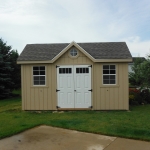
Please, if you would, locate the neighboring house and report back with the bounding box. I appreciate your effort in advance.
[128,57,146,73]
[17,41,132,110]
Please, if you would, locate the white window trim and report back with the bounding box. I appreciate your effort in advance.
[33,66,46,86]
[70,48,77,56]
[102,64,116,85]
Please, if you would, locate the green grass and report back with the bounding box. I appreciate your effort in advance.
[0,97,150,141]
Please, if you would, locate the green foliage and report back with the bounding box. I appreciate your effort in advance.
[0,39,21,99]
[129,58,145,87]
[0,39,14,99]
[140,59,150,87]
[129,57,150,88]
[129,88,150,105]
[9,50,21,89]
[140,89,150,104]
[129,88,142,105]
[1,98,150,141]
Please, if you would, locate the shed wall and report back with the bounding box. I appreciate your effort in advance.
[93,63,129,110]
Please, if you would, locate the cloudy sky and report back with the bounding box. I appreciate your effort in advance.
[0,0,150,57]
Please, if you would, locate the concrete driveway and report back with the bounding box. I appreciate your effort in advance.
[0,125,150,150]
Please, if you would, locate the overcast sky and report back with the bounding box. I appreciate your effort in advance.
[0,0,150,57]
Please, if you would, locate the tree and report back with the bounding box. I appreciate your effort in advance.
[0,39,14,99]
[129,58,145,87]
[9,50,21,89]
[129,57,150,88]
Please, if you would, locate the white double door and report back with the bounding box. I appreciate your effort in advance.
[57,65,91,108]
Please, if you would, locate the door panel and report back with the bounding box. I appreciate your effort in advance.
[57,65,91,108]
[74,65,91,108]
[57,66,74,108]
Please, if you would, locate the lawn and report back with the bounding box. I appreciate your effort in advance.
[0,97,150,141]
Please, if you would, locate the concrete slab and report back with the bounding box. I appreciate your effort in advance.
[105,137,150,150]
[0,125,150,150]
[0,125,116,150]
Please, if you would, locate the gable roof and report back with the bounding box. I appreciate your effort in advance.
[17,41,132,64]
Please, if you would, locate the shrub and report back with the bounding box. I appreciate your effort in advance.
[129,88,150,105]
[129,88,142,105]
[140,89,150,104]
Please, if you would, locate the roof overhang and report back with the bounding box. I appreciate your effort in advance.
[17,59,132,64]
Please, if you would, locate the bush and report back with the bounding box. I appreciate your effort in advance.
[140,89,150,104]
[129,88,150,105]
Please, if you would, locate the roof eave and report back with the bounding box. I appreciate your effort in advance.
[17,60,53,64]
[17,58,132,64]
[94,58,133,62]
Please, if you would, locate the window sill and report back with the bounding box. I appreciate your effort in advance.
[100,85,120,88]
[31,85,49,88]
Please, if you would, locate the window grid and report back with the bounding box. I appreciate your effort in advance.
[59,68,72,74]
[103,65,116,84]
[70,49,77,56]
[76,68,89,73]
[33,66,46,85]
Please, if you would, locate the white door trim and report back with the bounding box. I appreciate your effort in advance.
[57,65,91,108]
[74,65,91,108]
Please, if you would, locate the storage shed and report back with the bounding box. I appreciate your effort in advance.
[17,41,132,110]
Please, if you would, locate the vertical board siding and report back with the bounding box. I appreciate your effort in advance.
[52,65,56,110]
[96,64,100,109]
[109,88,114,109]
[123,64,129,109]
[39,88,44,110]
[93,64,98,109]
[100,88,105,109]
[26,65,31,110]
[96,63,129,110]
[30,88,34,109]
[47,64,52,110]
[22,63,57,110]
[34,88,39,110]
[55,48,93,65]
[43,88,48,110]
[21,66,25,110]
[105,88,110,109]
[114,88,119,109]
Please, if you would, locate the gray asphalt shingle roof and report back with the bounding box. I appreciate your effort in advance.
[17,42,132,61]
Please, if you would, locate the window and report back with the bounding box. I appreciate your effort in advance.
[70,49,77,56]
[59,68,72,74]
[33,66,45,85]
[103,65,116,84]
[76,68,89,73]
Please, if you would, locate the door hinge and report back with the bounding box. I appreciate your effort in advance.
[56,106,60,108]
[89,106,93,108]
[56,65,60,68]
[88,89,92,92]
[56,89,60,92]
[88,65,92,68]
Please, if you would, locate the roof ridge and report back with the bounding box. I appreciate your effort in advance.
[27,43,69,45]
[26,42,126,45]
[77,42,126,44]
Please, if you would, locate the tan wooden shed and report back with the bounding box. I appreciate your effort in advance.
[17,41,132,110]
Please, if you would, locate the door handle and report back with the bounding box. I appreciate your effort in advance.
[74,90,76,92]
